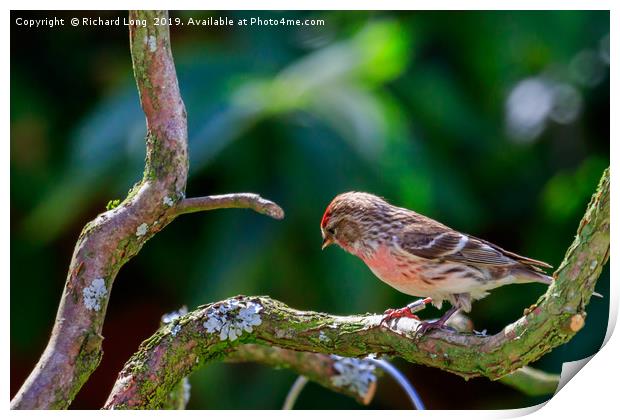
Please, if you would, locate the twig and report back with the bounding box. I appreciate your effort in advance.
[172,193,284,220]
[282,376,309,410]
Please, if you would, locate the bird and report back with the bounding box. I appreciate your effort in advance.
[320,191,556,334]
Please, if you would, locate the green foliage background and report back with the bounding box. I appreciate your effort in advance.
[11,10,609,409]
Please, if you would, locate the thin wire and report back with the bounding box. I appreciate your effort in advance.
[365,358,426,410]
[282,375,309,410]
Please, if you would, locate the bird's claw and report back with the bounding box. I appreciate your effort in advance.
[413,320,447,339]
[380,297,432,327]
[381,307,420,326]
[413,307,459,339]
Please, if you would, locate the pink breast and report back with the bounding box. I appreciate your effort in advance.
[360,244,435,297]
[362,245,418,285]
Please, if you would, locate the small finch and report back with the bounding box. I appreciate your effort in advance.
[320,192,555,334]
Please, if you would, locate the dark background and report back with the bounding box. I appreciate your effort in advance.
[11,10,609,409]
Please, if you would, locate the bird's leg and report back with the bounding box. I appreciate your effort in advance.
[381,297,433,326]
[414,306,460,337]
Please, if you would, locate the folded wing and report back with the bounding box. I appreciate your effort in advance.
[398,226,552,272]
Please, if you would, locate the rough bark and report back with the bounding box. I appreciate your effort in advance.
[104,166,608,409]
[11,11,282,409]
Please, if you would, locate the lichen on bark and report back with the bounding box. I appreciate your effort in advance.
[10,10,188,409]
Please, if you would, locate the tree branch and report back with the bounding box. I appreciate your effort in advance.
[227,344,378,405]
[11,11,282,409]
[104,167,608,409]
[170,314,556,408]
[427,312,560,397]
[159,308,378,407]
[10,11,187,409]
[498,367,560,397]
[172,193,285,220]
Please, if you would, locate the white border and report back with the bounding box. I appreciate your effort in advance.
[4,1,615,418]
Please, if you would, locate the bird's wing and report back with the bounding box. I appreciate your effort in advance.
[468,234,553,269]
[398,227,552,270]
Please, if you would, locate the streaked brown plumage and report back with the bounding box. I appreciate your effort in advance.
[320,192,554,330]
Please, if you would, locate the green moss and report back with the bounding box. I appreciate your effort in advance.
[123,180,144,204]
[51,332,104,409]
[106,199,121,210]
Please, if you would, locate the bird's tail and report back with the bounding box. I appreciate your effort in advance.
[514,268,603,298]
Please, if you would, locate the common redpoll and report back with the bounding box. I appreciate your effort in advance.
[320,192,554,334]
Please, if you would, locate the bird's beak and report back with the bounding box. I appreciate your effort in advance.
[321,236,334,250]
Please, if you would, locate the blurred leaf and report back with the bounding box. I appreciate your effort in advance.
[541,156,608,221]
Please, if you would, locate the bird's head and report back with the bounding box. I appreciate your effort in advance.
[320,192,388,254]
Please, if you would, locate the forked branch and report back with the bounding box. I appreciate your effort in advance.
[11,11,282,409]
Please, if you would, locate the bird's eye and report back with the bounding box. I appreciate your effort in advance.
[327,227,336,235]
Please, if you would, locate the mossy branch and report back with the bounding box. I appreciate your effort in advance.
[172,193,285,220]
[11,11,282,409]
